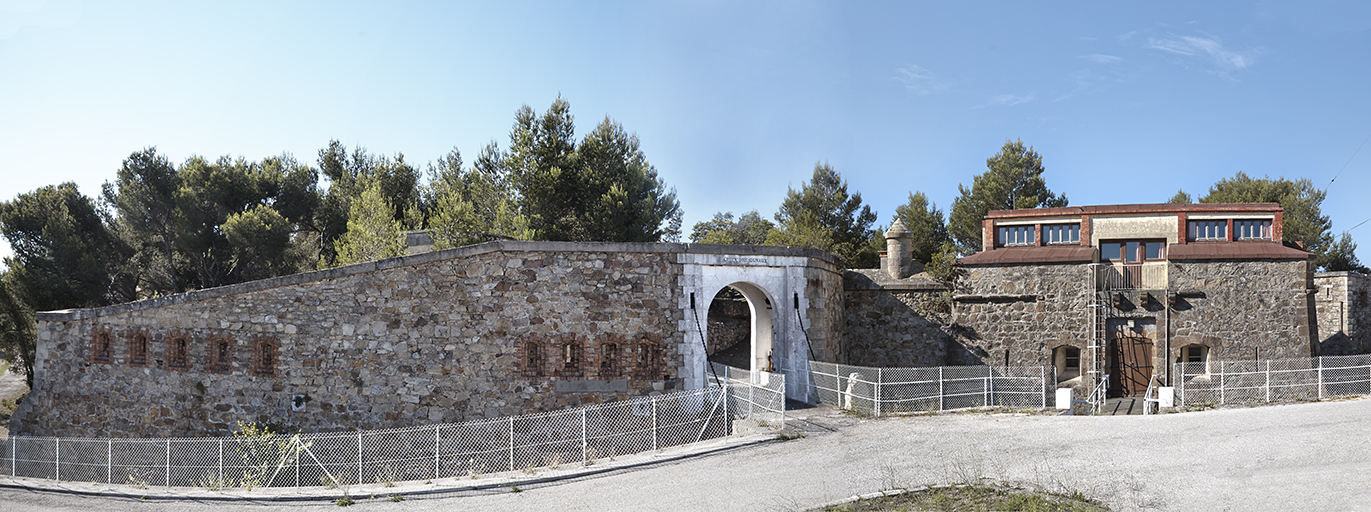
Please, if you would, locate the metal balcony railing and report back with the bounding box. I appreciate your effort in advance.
[1094,262,1167,291]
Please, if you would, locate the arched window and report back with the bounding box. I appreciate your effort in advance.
[1053,345,1081,382]
[127,332,149,367]
[1177,344,1210,378]
[91,328,113,364]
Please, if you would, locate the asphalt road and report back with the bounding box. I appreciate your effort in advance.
[2,398,1369,511]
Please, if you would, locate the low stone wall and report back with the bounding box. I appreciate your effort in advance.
[842,270,955,367]
[1314,271,1371,356]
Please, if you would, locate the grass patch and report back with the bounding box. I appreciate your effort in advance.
[820,484,1108,512]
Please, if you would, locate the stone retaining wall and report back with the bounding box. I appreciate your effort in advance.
[15,241,841,438]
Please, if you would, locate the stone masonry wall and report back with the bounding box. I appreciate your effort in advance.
[953,264,1094,370]
[842,270,955,367]
[1168,259,1316,362]
[1314,271,1371,356]
[18,243,687,438]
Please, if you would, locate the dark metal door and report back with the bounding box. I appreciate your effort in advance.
[1107,320,1154,398]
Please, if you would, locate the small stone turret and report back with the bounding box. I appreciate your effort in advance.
[884,219,914,279]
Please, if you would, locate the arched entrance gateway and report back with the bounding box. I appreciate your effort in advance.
[679,248,839,403]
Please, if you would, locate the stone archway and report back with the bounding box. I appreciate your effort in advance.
[680,252,821,403]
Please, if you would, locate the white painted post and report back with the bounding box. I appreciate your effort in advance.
[581,409,588,466]
[54,438,59,483]
[218,439,223,485]
[295,438,300,488]
[508,416,515,472]
[11,436,15,476]
[108,439,114,484]
[651,398,658,452]
[1219,361,1225,405]
[165,439,170,487]
[1265,360,1271,403]
[357,432,363,486]
[1040,367,1046,409]
[1318,357,1324,400]
[435,425,441,481]
[938,367,944,411]
[875,368,883,417]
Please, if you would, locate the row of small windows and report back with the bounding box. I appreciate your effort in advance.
[523,335,665,380]
[90,329,277,377]
[997,224,1080,246]
[1187,219,1271,241]
[1100,240,1166,263]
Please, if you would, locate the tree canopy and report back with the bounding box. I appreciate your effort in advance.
[690,211,774,245]
[948,139,1067,254]
[766,162,878,268]
[503,97,682,243]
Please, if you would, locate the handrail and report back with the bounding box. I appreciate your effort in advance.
[1142,374,1160,415]
[1084,374,1108,415]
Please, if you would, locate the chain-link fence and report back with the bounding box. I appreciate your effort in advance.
[0,380,782,489]
[809,362,1051,416]
[1176,354,1371,406]
[709,363,786,428]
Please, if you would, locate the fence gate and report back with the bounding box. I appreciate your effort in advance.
[1107,318,1154,397]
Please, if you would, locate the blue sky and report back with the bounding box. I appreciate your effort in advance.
[3,1,1370,265]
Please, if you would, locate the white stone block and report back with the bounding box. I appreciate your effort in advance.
[1055,387,1073,410]
[1158,387,1175,408]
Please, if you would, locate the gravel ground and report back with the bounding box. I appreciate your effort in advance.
[2,398,1369,512]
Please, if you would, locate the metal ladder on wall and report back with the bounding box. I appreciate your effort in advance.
[1086,264,1110,415]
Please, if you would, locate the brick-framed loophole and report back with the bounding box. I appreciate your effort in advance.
[90,325,114,364]
[634,334,665,381]
[556,333,585,379]
[125,328,150,367]
[517,334,547,377]
[596,334,631,379]
[206,334,235,374]
[165,332,191,371]
[251,336,280,377]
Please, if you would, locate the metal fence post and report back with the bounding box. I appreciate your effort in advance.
[295,438,300,488]
[1041,366,1046,409]
[651,397,658,452]
[581,409,588,466]
[435,425,441,481]
[218,438,223,485]
[165,439,170,487]
[508,416,515,472]
[1265,360,1271,403]
[54,438,59,483]
[1318,358,1323,400]
[357,432,363,486]
[1220,361,1226,405]
[875,368,882,417]
[938,367,944,411]
[108,439,113,484]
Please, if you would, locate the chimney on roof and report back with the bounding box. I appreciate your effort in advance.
[884,219,914,279]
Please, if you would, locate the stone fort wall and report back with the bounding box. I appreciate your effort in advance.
[15,242,842,438]
[1314,271,1371,356]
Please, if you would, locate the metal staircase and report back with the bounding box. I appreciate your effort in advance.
[1086,263,1111,415]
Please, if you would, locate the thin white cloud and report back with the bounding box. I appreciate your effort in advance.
[894,64,950,95]
[1143,34,1257,71]
[1081,54,1122,64]
[975,93,1036,108]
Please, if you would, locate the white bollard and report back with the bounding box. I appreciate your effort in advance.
[1158,387,1175,408]
[1055,387,1073,410]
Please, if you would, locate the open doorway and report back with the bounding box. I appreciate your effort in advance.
[703,282,775,375]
